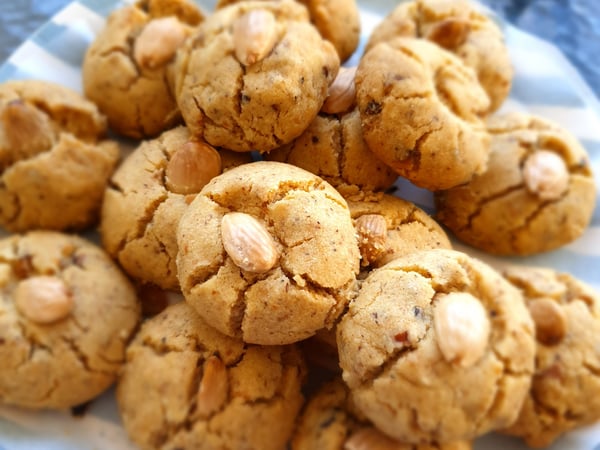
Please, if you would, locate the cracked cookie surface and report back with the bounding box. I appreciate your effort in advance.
[82,0,203,138]
[355,37,490,191]
[435,112,596,255]
[0,231,140,409]
[347,193,451,268]
[176,160,360,345]
[0,79,120,232]
[365,0,512,112]
[100,126,250,291]
[292,378,472,450]
[266,108,397,197]
[500,266,600,448]
[117,301,306,450]
[174,0,340,152]
[336,248,535,444]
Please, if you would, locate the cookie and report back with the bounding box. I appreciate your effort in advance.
[117,301,306,450]
[336,248,536,444]
[355,37,490,191]
[500,266,600,448]
[0,231,140,409]
[83,0,203,138]
[0,79,120,232]
[292,378,472,450]
[347,193,451,268]
[174,0,340,152]
[176,160,360,345]
[100,126,250,291]
[435,112,596,255]
[266,105,398,197]
[365,0,512,111]
[216,0,360,62]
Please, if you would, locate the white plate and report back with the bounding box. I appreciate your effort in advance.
[0,1,599,449]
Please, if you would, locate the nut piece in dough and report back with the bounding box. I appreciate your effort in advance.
[435,112,596,255]
[117,301,306,450]
[233,9,279,66]
[220,212,280,273]
[434,292,490,367]
[0,231,141,409]
[177,161,360,345]
[15,276,74,324]
[347,193,452,268]
[501,266,600,448]
[165,140,222,195]
[337,249,535,444]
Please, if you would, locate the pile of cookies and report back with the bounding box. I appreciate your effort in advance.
[0,0,598,449]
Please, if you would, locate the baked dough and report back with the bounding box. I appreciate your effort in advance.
[174,0,339,152]
[0,231,140,409]
[337,248,535,443]
[0,79,119,232]
[365,0,512,111]
[435,112,596,255]
[501,266,600,448]
[355,37,490,190]
[117,301,306,450]
[176,160,360,345]
[101,126,250,290]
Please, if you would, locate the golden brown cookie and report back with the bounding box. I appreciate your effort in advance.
[100,126,250,291]
[347,193,451,268]
[337,249,535,444]
[0,231,140,409]
[216,0,360,62]
[117,301,306,450]
[365,0,512,111]
[0,79,120,232]
[176,160,360,345]
[266,106,398,197]
[174,0,340,152]
[435,112,596,255]
[355,37,490,191]
[292,378,472,450]
[500,266,600,448]
[83,0,203,138]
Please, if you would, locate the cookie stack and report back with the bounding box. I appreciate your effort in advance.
[0,0,598,449]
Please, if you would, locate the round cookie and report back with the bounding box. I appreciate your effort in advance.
[83,0,203,138]
[117,301,306,450]
[176,160,360,345]
[355,37,491,191]
[0,231,140,409]
[174,0,340,152]
[292,378,472,450]
[500,266,600,448]
[0,79,120,232]
[215,0,360,62]
[266,107,397,197]
[435,112,596,255]
[347,193,451,268]
[100,126,250,291]
[365,0,512,111]
[336,248,536,444]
